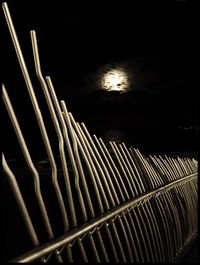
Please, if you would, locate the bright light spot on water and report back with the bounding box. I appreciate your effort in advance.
[101,68,129,92]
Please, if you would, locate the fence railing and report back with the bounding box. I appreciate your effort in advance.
[2,2,198,263]
[5,173,197,263]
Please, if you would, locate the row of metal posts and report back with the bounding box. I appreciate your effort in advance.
[2,2,198,263]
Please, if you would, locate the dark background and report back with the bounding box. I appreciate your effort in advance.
[2,0,199,161]
[1,1,199,261]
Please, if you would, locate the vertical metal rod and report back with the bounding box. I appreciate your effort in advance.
[145,200,164,262]
[2,154,40,248]
[147,157,170,262]
[151,156,182,257]
[2,3,64,261]
[148,156,164,182]
[187,158,194,172]
[134,149,155,188]
[31,30,89,262]
[131,208,151,262]
[183,184,192,239]
[68,113,104,213]
[161,157,184,254]
[30,30,74,232]
[164,156,177,180]
[2,155,47,263]
[46,77,95,219]
[180,183,194,241]
[181,157,190,175]
[146,157,163,186]
[77,137,106,217]
[184,158,193,174]
[168,190,182,256]
[132,151,171,261]
[71,118,109,211]
[119,143,143,194]
[60,106,91,218]
[176,184,192,245]
[126,210,145,262]
[148,158,179,259]
[189,180,198,228]
[64,112,113,261]
[122,151,160,262]
[110,142,135,197]
[110,142,152,261]
[109,221,127,262]
[135,204,156,262]
[72,129,104,214]
[129,148,160,261]
[81,123,120,205]
[173,158,184,177]
[121,215,139,262]
[122,143,146,192]
[99,138,130,200]
[155,157,179,255]
[77,239,88,263]
[190,158,198,172]
[104,224,119,262]
[162,155,191,248]
[188,158,195,172]
[2,3,67,232]
[114,143,159,261]
[156,192,177,260]
[59,101,88,222]
[156,158,183,256]
[156,195,173,261]
[140,203,160,261]
[163,157,176,178]
[78,126,133,262]
[2,84,63,262]
[63,104,123,262]
[125,153,161,259]
[88,234,100,262]
[117,216,134,262]
[92,141,137,261]
[177,157,188,175]
[170,158,182,178]
[163,194,178,259]
[112,142,138,196]
[158,156,174,181]
[93,135,125,203]
[77,123,115,208]
[129,148,153,190]
[153,156,171,183]
[83,131,139,261]
[121,143,162,261]
[96,229,109,262]
[94,138,144,262]
[61,106,107,262]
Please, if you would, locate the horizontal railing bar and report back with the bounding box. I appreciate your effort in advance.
[10,173,197,263]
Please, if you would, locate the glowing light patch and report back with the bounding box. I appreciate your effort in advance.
[101,68,129,92]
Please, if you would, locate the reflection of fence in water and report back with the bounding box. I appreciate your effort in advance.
[2,2,198,262]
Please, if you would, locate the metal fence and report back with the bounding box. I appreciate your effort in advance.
[2,2,198,263]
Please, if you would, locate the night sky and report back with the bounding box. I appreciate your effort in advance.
[2,0,199,157]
